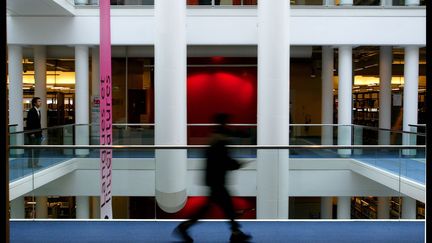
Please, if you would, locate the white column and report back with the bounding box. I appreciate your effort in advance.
[36,196,48,218]
[8,45,24,155]
[321,46,334,145]
[10,197,25,219]
[91,47,100,144]
[339,0,353,5]
[76,196,90,219]
[380,0,392,6]
[154,0,187,213]
[75,46,90,156]
[379,46,392,146]
[75,0,89,5]
[34,46,47,130]
[337,196,351,219]
[321,197,333,219]
[257,0,290,219]
[377,197,390,219]
[405,0,420,6]
[91,196,101,219]
[402,46,419,155]
[402,197,417,219]
[91,47,100,107]
[337,46,352,156]
[323,0,335,6]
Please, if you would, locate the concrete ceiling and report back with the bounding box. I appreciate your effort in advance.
[7,0,75,16]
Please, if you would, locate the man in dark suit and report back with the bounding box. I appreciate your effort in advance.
[173,113,251,242]
[199,0,221,5]
[26,97,42,168]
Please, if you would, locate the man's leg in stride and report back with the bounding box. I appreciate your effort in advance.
[173,198,212,242]
[214,188,252,242]
[213,188,240,231]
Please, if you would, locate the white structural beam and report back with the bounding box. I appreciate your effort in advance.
[321,197,333,219]
[6,9,426,46]
[337,46,352,156]
[35,196,48,218]
[321,46,334,145]
[257,0,290,219]
[154,0,187,213]
[34,45,47,129]
[377,196,390,219]
[402,46,419,142]
[8,45,25,155]
[75,45,90,156]
[76,196,90,219]
[337,196,351,219]
[402,197,416,219]
[378,46,392,145]
[8,45,24,131]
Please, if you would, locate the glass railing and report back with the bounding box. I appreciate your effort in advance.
[9,124,18,133]
[9,123,426,147]
[9,123,425,173]
[187,0,257,5]
[73,0,425,7]
[8,144,425,220]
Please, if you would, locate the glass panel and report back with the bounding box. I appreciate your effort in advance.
[110,0,154,5]
[188,0,212,5]
[187,0,257,6]
[188,124,256,145]
[9,147,75,183]
[220,0,258,5]
[290,124,330,145]
[9,124,18,133]
[76,0,425,6]
[112,124,155,145]
[353,0,381,5]
[9,134,425,220]
[291,0,325,5]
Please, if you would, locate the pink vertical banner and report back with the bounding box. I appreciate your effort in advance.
[99,0,112,219]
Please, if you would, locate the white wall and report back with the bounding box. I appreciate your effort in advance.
[7,8,425,46]
[25,158,405,199]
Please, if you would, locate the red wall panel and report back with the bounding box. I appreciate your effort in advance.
[187,67,257,124]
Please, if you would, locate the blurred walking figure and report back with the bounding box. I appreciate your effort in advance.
[173,113,252,242]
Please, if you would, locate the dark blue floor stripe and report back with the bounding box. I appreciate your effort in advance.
[10,220,425,243]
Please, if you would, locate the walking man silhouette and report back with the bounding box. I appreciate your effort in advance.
[173,113,252,242]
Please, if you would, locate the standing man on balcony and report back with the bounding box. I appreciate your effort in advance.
[26,97,42,168]
[198,0,221,5]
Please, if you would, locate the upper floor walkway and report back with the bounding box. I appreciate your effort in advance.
[8,124,426,204]
[7,0,426,46]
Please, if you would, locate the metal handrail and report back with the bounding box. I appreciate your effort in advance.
[408,124,426,128]
[10,123,426,136]
[9,144,425,149]
[8,123,77,135]
[350,124,426,136]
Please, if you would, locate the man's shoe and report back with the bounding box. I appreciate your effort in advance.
[230,230,252,242]
[173,224,193,242]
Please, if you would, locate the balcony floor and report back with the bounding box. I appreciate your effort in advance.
[10,220,425,243]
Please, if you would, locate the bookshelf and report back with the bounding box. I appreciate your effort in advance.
[351,197,377,219]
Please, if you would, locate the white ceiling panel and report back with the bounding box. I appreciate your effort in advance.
[7,0,75,16]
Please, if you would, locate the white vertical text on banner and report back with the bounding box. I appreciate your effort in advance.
[99,0,112,219]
